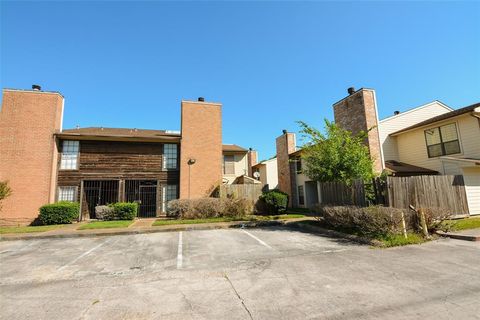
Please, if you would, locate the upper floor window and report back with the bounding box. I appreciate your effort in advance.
[223,155,235,175]
[295,157,302,174]
[60,140,79,170]
[163,144,178,169]
[424,123,461,158]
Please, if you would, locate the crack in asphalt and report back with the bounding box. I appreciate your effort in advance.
[224,272,254,320]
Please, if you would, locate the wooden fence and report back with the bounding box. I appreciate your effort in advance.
[218,184,263,202]
[319,180,367,206]
[318,175,469,215]
[387,175,469,214]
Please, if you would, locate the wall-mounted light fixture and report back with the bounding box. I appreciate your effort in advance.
[188,158,196,165]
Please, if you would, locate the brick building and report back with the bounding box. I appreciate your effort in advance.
[0,86,257,225]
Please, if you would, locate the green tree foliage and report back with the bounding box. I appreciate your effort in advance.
[297,119,374,184]
[0,181,12,212]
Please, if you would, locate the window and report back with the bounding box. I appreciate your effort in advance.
[424,123,461,158]
[295,157,302,174]
[60,140,79,170]
[163,144,178,169]
[162,184,178,212]
[223,155,235,175]
[58,186,77,202]
[298,185,305,206]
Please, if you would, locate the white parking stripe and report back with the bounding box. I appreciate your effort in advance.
[177,232,183,269]
[242,230,273,249]
[57,238,111,271]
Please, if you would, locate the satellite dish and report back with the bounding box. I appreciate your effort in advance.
[253,172,260,179]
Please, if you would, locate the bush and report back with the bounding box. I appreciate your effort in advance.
[167,198,254,219]
[314,205,411,237]
[95,205,115,220]
[417,207,453,232]
[258,189,289,214]
[0,181,12,212]
[110,202,138,220]
[39,201,79,225]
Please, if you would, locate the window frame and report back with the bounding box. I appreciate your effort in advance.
[424,122,461,158]
[223,154,235,175]
[60,140,80,170]
[162,184,178,213]
[57,186,78,202]
[162,144,179,170]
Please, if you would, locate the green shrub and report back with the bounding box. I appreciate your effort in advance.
[39,201,79,225]
[258,189,289,214]
[0,180,12,212]
[110,202,138,220]
[167,198,254,219]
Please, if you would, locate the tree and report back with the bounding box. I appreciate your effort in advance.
[297,119,374,184]
[0,181,12,212]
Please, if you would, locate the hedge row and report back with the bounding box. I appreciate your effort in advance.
[39,201,80,225]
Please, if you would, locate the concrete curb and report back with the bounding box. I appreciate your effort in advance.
[0,219,295,242]
[288,221,384,247]
[436,230,480,242]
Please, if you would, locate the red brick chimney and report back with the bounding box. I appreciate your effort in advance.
[179,98,222,199]
[333,88,384,174]
[247,148,258,177]
[276,130,296,206]
[0,87,64,225]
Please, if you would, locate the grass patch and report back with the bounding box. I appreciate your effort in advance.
[447,217,480,231]
[0,225,64,234]
[294,220,426,247]
[153,217,239,226]
[376,233,426,247]
[78,220,134,230]
[152,214,306,226]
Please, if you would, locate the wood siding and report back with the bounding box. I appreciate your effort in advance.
[57,140,179,189]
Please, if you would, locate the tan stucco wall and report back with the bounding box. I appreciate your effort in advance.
[222,152,248,184]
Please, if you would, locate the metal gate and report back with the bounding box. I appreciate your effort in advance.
[83,180,119,219]
[125,180,157,218]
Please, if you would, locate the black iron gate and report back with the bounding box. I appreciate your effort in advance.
[83,180,119,219]
[125,180,157,218]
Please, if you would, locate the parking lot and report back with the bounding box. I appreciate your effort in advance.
[1,226,479,320]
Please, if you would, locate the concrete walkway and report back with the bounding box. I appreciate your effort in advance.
[0,218,313,241]
[437,228,480,241]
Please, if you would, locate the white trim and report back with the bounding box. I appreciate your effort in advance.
[372,90,385,170]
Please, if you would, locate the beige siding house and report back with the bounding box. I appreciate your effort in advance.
[252,157,278,190]
[222,144,259,185]
[388,103,480,215]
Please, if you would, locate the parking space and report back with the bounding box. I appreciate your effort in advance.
[1,227,479,319]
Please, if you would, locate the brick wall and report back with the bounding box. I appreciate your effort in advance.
[247,149,258,177]
[179,100,222,198]
[333,89,383,173]
[0,89,64,225]
[276,132,296,206]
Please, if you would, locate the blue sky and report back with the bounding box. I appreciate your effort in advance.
[1,1,479,160]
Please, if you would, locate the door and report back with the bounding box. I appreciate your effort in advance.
[138,185,157,218]
[463,167,480,215]
[305,181,319,209]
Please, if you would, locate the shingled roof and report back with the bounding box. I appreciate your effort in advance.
[391,102,480,136]
[222,144,248,153]
[56,127,181,142]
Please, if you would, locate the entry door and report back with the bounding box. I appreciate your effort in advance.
[138,185,157,218]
